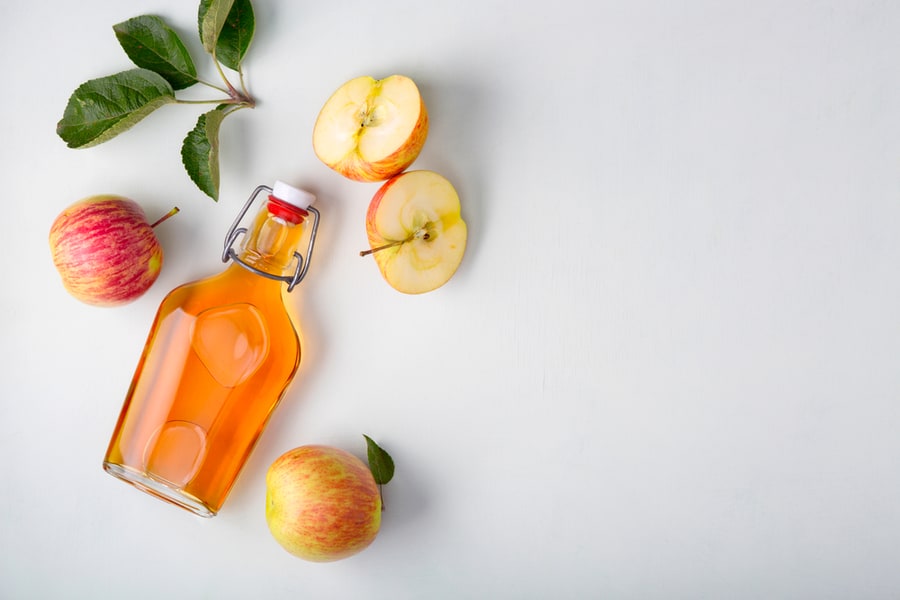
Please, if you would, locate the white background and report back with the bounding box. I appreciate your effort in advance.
[2,1,899,598]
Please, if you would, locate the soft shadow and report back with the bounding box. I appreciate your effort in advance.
[378,445,431,536]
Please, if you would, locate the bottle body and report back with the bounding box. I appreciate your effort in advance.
[103,186,315,517]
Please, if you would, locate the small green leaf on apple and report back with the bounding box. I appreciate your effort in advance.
[364,435,394,510]
[363,435,395,485]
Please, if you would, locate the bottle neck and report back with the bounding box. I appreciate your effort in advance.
[237,198,309,279]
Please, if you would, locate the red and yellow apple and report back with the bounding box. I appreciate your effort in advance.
[361,170,467,294]
[49,195,178,306]
[265,445,381,562]
[313,74,428,182]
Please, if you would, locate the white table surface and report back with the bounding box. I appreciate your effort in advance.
[2,1,899,598]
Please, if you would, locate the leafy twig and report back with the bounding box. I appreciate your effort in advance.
[56,0,257,201]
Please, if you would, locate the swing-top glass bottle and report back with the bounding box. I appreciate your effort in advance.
[103,181,320,517]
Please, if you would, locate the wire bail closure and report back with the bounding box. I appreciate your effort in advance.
[221,184,320,292]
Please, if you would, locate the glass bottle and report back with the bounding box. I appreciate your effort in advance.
[103,181,320,517]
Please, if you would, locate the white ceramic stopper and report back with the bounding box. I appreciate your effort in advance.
[272,180,316,209]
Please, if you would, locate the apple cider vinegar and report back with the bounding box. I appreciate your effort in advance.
[104,182,320,517]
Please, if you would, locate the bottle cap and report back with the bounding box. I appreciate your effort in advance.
[272,180,315,209]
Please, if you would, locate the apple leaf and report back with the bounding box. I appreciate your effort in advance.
[182,106,228,200]
[113,15,199,90]
[213,0,255,71]
[57,69,176,149]
[198,0,237,56]
[364,435,395,486]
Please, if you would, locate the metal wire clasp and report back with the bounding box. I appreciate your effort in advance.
[221,184,320,292]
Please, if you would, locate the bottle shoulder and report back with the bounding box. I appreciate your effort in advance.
[159,264,294,319]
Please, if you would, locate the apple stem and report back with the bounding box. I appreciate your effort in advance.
[359,229,431,257]
[379,484,386,512]
[151,206,180,228]
[360,239,404,257]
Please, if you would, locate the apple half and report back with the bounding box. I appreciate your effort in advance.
[361,170,467,294]
[313,75,429,182]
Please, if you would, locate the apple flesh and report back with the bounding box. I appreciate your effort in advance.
[265,445,381,562]
[313,74,428,182]
[362,170,467,294]
[49,195,177,306]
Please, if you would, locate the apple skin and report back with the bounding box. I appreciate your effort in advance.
[266,445,382,562]
[49,195,164,307]
[313,74,429,182]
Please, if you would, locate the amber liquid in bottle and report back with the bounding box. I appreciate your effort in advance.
[104,193,313,517]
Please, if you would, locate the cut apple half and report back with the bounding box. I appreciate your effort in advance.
[362,170,467,294]
[313,75,429,182]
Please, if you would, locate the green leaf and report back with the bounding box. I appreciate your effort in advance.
[215,0,255,71]
[198,0,237,55]
[56,69,176,148]
[182,106,228,200]
[113,15,198,90]
[364,435,395,486]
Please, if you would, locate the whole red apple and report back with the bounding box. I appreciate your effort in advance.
[265,445,382,562]
[49,195,177,306]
